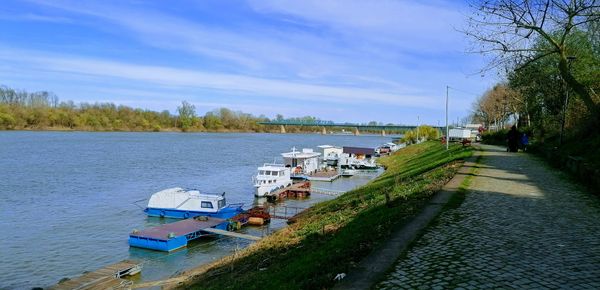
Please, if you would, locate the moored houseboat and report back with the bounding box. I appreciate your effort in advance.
[340,147,378,169]
[281,147,321,178]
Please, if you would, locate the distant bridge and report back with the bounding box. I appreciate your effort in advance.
[258,121,441,135]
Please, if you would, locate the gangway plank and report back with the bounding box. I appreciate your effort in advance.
[201,228,262,241]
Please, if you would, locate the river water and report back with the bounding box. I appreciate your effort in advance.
[0,131,391,289]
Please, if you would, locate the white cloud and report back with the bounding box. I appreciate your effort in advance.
[0,48,439,108]
[0,12,73,23]
[6,0,492,123]
[248,0,466,52]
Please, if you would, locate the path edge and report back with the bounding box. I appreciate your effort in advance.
[333,149,482,290]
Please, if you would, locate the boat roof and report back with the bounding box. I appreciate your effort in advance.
[258,164,288,171]
[281,147,321,158]
[152,187,224,200]
[343,146,376,155]
[281,151,321,158]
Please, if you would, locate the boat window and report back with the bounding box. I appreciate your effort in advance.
[201,201,214,209]
[273,171,278,176]
[259,170,265,175]
[218,199,225,209]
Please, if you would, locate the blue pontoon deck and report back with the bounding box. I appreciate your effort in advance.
[129,217,228,251]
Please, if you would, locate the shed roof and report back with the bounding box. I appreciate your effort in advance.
[343,147,375,155]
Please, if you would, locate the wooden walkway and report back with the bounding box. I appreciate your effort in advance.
[201,228,262,241]
[311,187,345,196]
[50,260,141,290]
[265,181,311,201]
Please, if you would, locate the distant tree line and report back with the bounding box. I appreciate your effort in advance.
[0,85,373,133]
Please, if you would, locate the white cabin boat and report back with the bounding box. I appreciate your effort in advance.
[144,188,243,219]
[252,163,292,197]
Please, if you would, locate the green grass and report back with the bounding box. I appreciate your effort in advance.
[179,141,472,290]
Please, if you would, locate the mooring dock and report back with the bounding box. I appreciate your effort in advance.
[264,181,311,201]
[129,217,227,251]
[50,260,141,290]
[129,216,263,252]
[307,170,341,182]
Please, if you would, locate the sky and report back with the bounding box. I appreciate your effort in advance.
[0,0,498,125]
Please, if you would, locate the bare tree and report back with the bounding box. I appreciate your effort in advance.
[472,83,524,128]
[466,0,600,116]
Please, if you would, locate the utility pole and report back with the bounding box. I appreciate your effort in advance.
[446,85,449,151]
[416,115,420,143]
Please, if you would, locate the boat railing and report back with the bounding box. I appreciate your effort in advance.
[262,163,286,167]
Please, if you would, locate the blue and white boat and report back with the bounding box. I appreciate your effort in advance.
[144,187,243,219]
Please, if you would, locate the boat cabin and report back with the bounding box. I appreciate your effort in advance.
[343,147,376,160]
[317,145,343,166]
[255,164,291,185]
[281,147,321,175]
[339,147,377,169]
[147,188,226,214]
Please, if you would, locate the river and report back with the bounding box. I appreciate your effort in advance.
[0,131,392,289]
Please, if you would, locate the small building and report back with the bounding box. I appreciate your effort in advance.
[281,147,321,175]
[343,147,376,159]
[317,145,343,166]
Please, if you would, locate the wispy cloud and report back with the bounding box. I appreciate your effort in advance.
[248,0,466,52]
[2,0,492,122]
[0,48,439,108]
[0,12,72,23]
[26,0,353,76]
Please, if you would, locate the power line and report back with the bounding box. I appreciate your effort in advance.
[447,86,482,97]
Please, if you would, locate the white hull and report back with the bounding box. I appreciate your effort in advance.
[255,180,292,197]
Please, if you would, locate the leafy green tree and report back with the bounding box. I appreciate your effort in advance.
[177,101,196,132]
[467,0,600,118]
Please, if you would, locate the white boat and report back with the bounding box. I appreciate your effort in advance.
[341,169,357,176]
[351,158,378,169]
[253,163,293,197]
[144,188,243,219]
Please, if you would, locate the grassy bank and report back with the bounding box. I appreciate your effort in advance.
[167,142,472,290]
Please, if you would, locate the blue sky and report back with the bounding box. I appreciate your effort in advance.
[0,0,498,124]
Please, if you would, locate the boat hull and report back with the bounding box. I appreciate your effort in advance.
[144,206,243,219]
[254,181,292,197]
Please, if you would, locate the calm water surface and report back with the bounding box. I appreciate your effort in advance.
[0,132,391,289]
